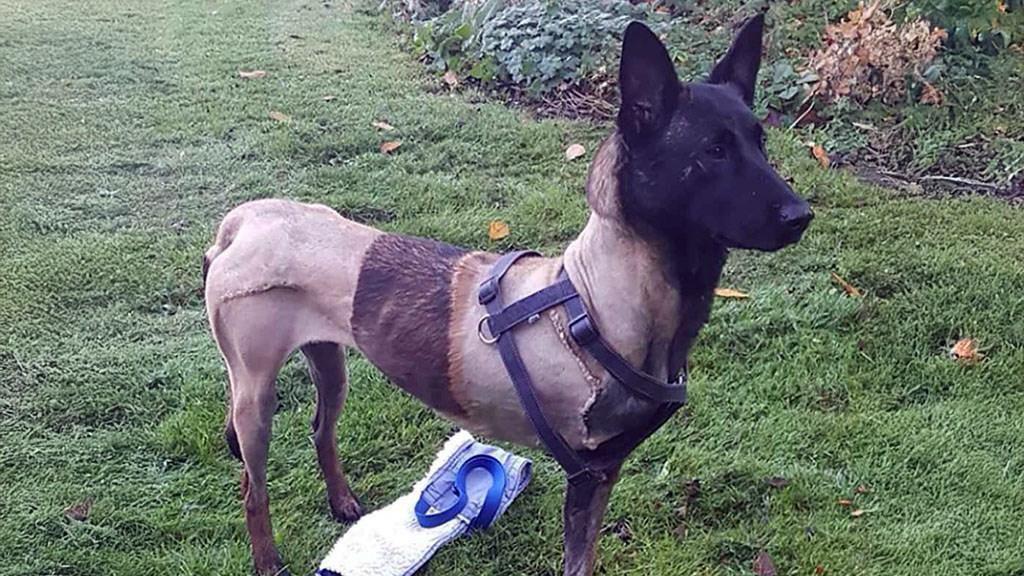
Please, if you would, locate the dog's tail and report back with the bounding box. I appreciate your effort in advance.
[202,210,243,292]
[202,244,223,293]
[202,251,212,289]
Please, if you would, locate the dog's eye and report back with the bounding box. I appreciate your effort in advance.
[706,145,727,160]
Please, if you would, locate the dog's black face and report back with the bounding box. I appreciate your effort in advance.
[616,16,812,252]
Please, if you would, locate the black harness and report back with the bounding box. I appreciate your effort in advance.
[477,251,688,486]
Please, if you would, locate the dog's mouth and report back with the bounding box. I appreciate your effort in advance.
[713,228,805,252]
[712,232,754,251]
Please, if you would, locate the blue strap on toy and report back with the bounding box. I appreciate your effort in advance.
[414,454,507,531]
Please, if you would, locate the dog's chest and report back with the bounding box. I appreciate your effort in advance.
[579,284,711,447]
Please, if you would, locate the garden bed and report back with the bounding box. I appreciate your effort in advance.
[385,0,1024,198]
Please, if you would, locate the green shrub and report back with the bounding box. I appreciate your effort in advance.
[902,0,1024,51]
[410,0,650,95]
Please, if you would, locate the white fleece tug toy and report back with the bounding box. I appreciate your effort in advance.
[316,431,533,576]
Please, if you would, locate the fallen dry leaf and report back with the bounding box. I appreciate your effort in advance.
[815,565,826,575]
[442,70,459,88]
[238,69,267,79]
[854,484,871,494]
[488,220,510,241]
[838,498,853,507]
[810,143,831,169]
[950,338,982,364]
[379,140,402,154]
[850,508,866,518]
[765,476,791,489]
[322,95,336,102]
[920,81,943,105]
[714,287,750,299]
[753,550,777,576]
[64,498,93,522]
[372,120,396,131]
[269,110,291,123]
[830,272,863,297]
[565,143,586,161]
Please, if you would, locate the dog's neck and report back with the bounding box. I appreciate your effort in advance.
[562,133,727,376]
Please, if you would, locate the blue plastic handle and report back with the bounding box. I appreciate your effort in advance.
[414,454,507,531]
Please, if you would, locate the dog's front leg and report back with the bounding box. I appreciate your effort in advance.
[562,464,622,576]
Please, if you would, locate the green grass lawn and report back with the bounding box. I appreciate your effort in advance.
[2,1,1023,575]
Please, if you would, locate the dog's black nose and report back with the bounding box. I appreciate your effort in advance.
[780,203,813,232]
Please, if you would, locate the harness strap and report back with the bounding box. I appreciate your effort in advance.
[478,251,691,485]
[482,267,687,405]
[481,279,579,339]
[478,250,540,306]
[559,271,688,404]
[479,251,602,487]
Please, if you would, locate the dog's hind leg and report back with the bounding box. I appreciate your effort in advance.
[302,342,363,522]
[223,367,243,462]
[230,366,287,576]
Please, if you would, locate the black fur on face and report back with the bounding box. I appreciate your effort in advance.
[616,15,813,254]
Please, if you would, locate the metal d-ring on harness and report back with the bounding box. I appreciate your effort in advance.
[477,251,688,487]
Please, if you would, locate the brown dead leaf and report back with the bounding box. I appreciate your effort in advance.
[714,287,750,299]
[854,484,871,494]
[372,120,396,131]
[830,272,863,297]
[950,338,982,364]
[850,508,866,518]
[269,110,291,123]
[810,143,831,169]
[565,143,586,161]
[64,498,93,522]
[765,476,791,489]
[920,82,943,105]
[442,70,459,88]
[838,498,853,507]
[488,220,510,241]
[379,140,402,154]
[815,565,826,575]
[753,550,777,576]
[238,69,267,79]
[322,95,336,102]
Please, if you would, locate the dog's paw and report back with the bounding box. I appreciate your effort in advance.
[330,496,365,523]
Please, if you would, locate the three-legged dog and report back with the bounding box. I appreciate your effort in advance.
[203,15,811,576]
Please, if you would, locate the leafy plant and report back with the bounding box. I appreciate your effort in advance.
[763,58,819,111]
[409,0,650,95]
[901,0,1024,51]
[476,1,644,94]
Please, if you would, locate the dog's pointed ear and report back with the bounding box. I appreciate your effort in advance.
[708,13,765,107]
[617,22,680,144]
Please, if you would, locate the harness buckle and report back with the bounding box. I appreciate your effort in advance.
[477,315,499,345]
[566,467,604,487]
[478,279,498,305]
[568,313,598,346]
